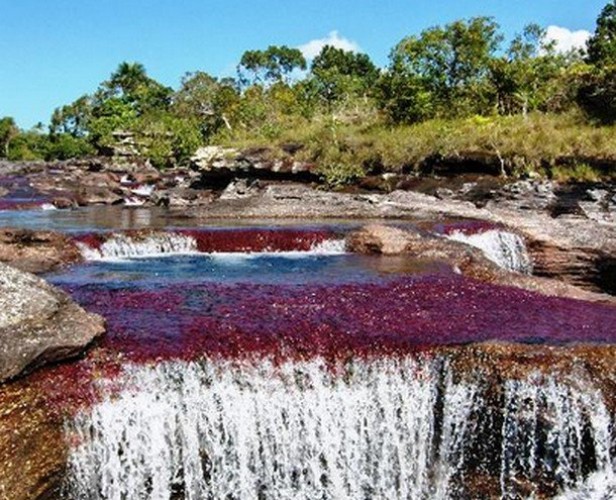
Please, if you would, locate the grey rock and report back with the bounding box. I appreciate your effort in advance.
[0,262,105,382]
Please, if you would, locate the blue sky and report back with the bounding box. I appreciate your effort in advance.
[0,0,606,128]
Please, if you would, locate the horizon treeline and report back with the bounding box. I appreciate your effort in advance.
[1,1,615,170]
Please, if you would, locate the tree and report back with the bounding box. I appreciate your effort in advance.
[488,24,570,115]
[309,46,379,107]
[238,46,306,86]
[380,17,503,122]
[98,61,173,115]
[587,1,616,67]
[0,117,19,158]
[577,66,616,123]
[172,72,239,138]
[50,95,93,137]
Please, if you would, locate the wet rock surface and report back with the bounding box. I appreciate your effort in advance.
[0,228,82,274]
[0,262,105,383]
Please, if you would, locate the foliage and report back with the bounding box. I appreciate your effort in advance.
[309,46,379,108]
[576,65,616,123]
[0,117,19,158]
[11,2,614,173]
[172,71,239,140]
[46,133,94,160]
[238,46,306,86]
[586,1,616,67]
[382,17,503,121]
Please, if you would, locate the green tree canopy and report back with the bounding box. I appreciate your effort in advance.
[587,1,616,66]
[238,46,306,86]
[0,117,19,158]
[309,46,380,106]
[380,17,503,122]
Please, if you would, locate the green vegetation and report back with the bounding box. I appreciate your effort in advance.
[1,1,615,184]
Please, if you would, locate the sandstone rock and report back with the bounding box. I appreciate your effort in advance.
[0,228,82,274]
[190,146,317,187]
[0,262,105,382]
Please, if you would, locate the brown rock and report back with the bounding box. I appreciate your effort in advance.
[0,228,82,274]
[0,376,66,500]
[52,197,76,209]
[0,262,105,383]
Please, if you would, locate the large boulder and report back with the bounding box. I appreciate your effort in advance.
[0,262,105,383]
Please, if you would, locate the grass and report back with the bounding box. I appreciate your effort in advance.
[214,110,616,185]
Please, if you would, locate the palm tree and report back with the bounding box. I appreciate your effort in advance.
[108,62,149,96]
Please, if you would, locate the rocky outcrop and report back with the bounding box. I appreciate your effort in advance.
[0,262,105,383]
[0,228,83,274]
[346,224,614,303]
[189,146,318,188]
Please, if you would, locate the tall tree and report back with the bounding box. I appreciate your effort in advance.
[380,17,503,122]
[0,117,19,158]
[586,1,616,67]
[310,46,379,106]
[238,46,306,86]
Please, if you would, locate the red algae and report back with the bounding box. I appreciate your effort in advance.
[73,228,337,253]
[182,228,335,252]
[61,275,616,366]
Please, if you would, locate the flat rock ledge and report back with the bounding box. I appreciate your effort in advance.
[0,262,105,383]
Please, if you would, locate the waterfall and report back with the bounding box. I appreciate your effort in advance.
[77,232,347,261]
[64,356,614,499]
[77,233,199,260]
[446,229,533,274]
[500,372,614,499]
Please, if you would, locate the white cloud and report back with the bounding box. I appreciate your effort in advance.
[544,25,591,53]
[298,31,361,59]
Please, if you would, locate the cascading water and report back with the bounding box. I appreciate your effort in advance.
[64,357,615,500]
[76,231,347,261]
[77,233,199,260]
[445,229,533,274]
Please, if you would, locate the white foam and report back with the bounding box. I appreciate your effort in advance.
[65,357,474,500]
[64,358,614,499]
[77,233,199,260]
[446,229,533,273]
[131,185,155,197]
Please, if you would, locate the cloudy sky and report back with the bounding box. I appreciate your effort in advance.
[0,0,605,127]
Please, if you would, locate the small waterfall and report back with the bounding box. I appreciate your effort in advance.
[446,229,533,273]
[76,232,346,261]
[64,357,614,499]
[77,233,199,260]
[500,372,614,499]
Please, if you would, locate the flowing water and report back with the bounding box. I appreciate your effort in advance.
[2,205,614,499]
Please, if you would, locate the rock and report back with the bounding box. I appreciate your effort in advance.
[52,197,76,209]
[220,178,262,200]
[346,224,614,303]
[0,262,105,382]
[0,375,67,499]
[190,146,318,188]
[152,188,215,208]
[0,228,82,274]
